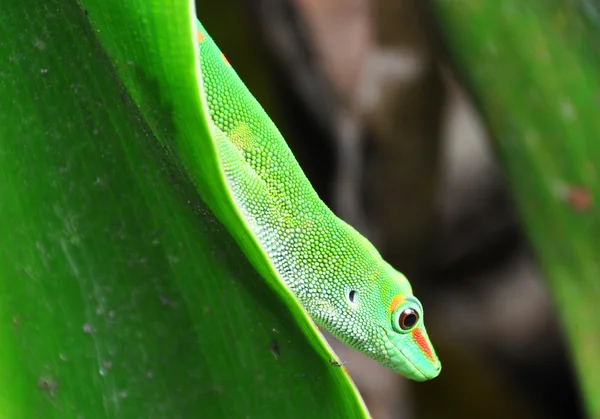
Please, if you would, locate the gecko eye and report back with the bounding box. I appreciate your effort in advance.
[348,290,357,304]
[398,308,418,330]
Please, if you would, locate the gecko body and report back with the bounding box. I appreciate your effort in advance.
[195,20,440,381]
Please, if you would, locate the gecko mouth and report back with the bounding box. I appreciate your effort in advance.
[380,327,428,381]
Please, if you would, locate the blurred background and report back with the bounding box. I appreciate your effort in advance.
[196,0,589,418]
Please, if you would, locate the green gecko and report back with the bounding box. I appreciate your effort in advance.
[194,19,441,381]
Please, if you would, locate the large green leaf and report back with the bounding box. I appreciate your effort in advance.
[428,1,600,417]
[0,0,368,417]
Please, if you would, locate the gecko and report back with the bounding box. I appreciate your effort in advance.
[194,19,441,381]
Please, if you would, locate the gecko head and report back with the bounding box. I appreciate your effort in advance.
[381,294,441,381]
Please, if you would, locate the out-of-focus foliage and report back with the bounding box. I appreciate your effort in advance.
[429,2,600,417]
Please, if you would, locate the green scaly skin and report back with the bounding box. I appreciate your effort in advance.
[195,19,441,381]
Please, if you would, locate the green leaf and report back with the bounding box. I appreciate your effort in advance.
[428,2,600,417]
[0,0,368,417]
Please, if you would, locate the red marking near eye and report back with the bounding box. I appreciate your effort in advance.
[389,295,405,314]
[221,53,230,66]
[411,328,434,362]
[197,30,205,42]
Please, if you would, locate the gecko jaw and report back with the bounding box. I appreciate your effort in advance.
[380,327,429,382]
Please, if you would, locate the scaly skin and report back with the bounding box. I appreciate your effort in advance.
[195,19,441,381]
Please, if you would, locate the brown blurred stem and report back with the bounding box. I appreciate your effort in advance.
[358,0,445,276]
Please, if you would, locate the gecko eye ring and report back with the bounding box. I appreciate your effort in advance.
[398,308,418,330]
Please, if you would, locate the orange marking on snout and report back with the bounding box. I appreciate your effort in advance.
[411,328,434,362]
[388,295,405,314]
[197,30,205,42]
[221,52,230,66]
